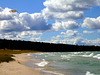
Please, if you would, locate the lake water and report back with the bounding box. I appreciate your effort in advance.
[26,52,100,75]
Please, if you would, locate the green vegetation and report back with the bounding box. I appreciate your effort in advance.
[0,49,40,63]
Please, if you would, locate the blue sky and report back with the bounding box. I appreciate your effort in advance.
[0,0,45,13]
[0,0,100,46]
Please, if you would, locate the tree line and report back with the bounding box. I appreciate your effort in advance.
[0,39,100,52]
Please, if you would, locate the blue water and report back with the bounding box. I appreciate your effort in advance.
[26,52,100,75]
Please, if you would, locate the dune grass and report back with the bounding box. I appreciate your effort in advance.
[0,49,40,63]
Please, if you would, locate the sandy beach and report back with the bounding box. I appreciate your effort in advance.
[0,53,41,75]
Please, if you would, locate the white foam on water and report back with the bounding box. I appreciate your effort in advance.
[42,70,64,75]
[93,54,100,60]
[61,52,94,59]
[45,55,48,57]
[35,59,49,67]
[61,55,71,59]
[82,53,94,57]
[34,53,44,55]
[79,53,100,60]
[86,71,95,75]
[60,52,100,61]
[73,52,83,55]
[27,54,31,56]
[97,57,100,59]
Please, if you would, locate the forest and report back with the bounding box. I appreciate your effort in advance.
[0,39,100,52]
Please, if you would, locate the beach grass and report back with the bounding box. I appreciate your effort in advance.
[0,49,40,63]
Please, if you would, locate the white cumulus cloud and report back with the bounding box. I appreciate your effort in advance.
[0,8,18,20]
[98,29,100,33]
[0,31,42,41]
[52,21,79,31]
[42,8,84,21]
[47,30,100,46]
[83,30,94,34]
[0,7,52,33]
[42,0,100,31]
[82,17,100,29]
[42,0,100,21]
[61,30,79,37]
[19,13,51,31]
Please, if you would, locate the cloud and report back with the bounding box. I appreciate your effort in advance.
[61,30,79,37]
[0,19,26,32]
[42,0,86,27]
[0,8,26,32]
[43,1,89,12]
[0,7,51,41]
[1,0,100,33]
[43,0,96,13]
[42,8,84,21]
[51,30,81,43]
[52,21,79,31]
[0,7,3,11]
[30,37,41,41]
[50,30,80,44]
[0,7,52,33]
[42,0,100,31]
[16,31,42,41]
[42,0,100,21]
[82,17,100,29]
[0,32,17,39]
[48,30,100,46]
[0,31,42,41]
[0,0,100,42]
[98,29,100,33]
[0,8,18,20]
[17,31,42,38]
[83,30,94,34]
[69,38,100,46]
[19,13,52,31]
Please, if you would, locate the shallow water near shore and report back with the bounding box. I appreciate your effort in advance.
[26,52,100,75]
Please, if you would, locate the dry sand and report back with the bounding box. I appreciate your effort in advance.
[0,54,42,75]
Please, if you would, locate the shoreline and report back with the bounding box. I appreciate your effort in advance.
[0,53,42,75]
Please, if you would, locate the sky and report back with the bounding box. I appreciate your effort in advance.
[0,0,100,46]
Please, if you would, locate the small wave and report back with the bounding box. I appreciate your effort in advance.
[86,71,95,75]
[73,52,83,55]
[61,55,71,59]
[60,52,100,61]
[27,54,31,56]
[35,59,49,67]
[42,70,64,75]
[82,53,94,57]
[61,53,94,58]
[93,54,100,60]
